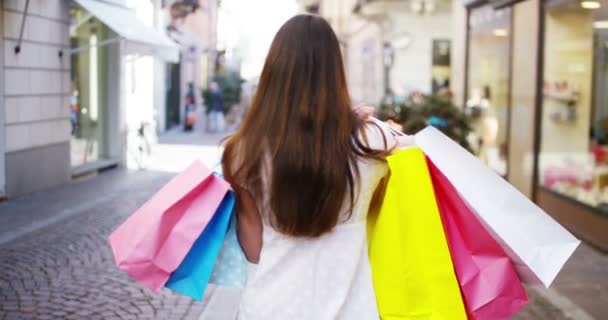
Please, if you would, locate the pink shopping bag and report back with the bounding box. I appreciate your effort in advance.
[427,157,528,320]
[109,161,230,292]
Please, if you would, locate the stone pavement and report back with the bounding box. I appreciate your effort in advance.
[551,244,608,319]
[0,129,604,319]
[0,169,211,320]
[0,129,226,320]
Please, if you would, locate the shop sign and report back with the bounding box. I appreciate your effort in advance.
[461,0,524,8]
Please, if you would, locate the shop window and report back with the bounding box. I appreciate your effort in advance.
[538,1,608,212]
[466,5,512,177]
[70,8,111,168]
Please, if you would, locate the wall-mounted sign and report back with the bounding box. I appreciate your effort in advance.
[461,0,525,8]
[461,0,486,7]
[432,40,451,67]
[490,0,526,9]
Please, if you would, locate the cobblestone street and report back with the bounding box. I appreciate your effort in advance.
[0,169,207,319]
[0,130,605,319]
[0,130,224,320]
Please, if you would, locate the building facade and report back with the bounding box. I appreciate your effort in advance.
[1,0,72,198]
[0,0,179,199]
[304,0,453,105]
[69,0,178,174]
[451,0,608,250]
[164,0,219,132]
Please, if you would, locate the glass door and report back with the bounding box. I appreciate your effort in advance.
[466,5,512,177]
[69,10,111,168]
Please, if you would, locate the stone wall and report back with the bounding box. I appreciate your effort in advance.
[2,0,71,197]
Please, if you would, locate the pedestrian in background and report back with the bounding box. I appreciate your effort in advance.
[220,15,408,320]
[184,82,198,132]
[208,81,225,133]
[69,89,80,135]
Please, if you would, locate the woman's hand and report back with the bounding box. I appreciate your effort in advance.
[395,134,415,148]
[372,117,414,149]
[385,119,403,132]
[353,104,414,148]
[353,104,375,120]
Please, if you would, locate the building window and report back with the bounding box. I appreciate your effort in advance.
[305,3,320,14]
[466,5,512,176]
[538,0,608,211]
[431,39,451,94]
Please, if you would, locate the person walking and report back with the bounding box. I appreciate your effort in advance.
[208,81,225,133]
[184,82,198,131]
[220,15,408,320]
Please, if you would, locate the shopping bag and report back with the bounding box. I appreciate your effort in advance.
[109,161,230,292]
[166,191,236,300]
[187,112,197,126]
[207,162,248,288]
[367,148,467,320]
[427,157,528,319]
[415,126,580,287]
[209,214,248,288]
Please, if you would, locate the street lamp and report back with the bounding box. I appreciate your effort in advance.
[383,42,394,96]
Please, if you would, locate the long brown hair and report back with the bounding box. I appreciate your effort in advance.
[222,14,388,237]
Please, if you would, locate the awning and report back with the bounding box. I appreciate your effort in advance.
[72,0,179,62]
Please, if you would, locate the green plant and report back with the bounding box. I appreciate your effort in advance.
[377,93,473,152]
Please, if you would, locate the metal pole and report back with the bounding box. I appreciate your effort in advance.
[14,0,31,54]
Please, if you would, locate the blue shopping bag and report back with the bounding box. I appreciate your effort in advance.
[209,215,247,288]
[165,191,235,300]
[207,166,247,288]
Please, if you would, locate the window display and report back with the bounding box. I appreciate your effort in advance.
[466,5,512,177]
[538,1,608,212]
[70,7,111,168]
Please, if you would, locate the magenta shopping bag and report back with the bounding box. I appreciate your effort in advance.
[427,158,528,320]
[109,161,230,292]
[416,127,579,287]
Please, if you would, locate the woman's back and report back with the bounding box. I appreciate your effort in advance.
[237,125,392,320]
[220,15,395,319]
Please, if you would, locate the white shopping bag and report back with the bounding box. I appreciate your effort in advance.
[415,126,580,287]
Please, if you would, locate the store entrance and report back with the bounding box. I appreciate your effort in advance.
[0,32,4,197]
[166,63,181,130]
[593,30,608,145]
[69,13,111,169]
[466,5,512,177]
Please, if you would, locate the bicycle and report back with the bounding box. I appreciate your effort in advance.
[126,122,153,170]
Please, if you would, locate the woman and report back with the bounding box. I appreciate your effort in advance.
[222,15,404,319]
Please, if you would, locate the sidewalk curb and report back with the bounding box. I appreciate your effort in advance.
[0,193,116,245]
[0,170,171,246]
[529,286,595,320]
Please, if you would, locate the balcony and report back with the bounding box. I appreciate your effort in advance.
[354,0,448,19]
[353,0,410,19]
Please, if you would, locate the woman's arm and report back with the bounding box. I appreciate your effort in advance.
[353,105,414,150]
[236,189,263,264]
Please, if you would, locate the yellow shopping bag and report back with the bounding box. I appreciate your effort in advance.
[368,148,467,320]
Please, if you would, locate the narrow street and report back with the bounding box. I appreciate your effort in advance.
[0,170,205,320]
[1,0,606,319]
[0,128,604,319]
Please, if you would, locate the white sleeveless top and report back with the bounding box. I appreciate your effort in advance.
[237,124,395,320]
